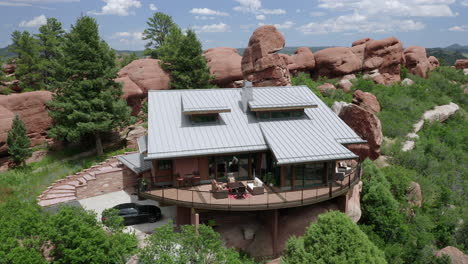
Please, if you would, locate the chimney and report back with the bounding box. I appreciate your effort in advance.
[241,81,253,112]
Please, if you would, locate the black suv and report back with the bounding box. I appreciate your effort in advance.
[102,203,162,226]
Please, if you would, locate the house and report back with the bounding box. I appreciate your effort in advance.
[117,84,366,256]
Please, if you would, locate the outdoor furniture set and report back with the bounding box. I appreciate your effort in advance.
[211,177,265,199]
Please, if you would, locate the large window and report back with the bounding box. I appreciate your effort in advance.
[208,154,253,181]
[158,160,172,170]
[255,110,304,120]
[293,162,326,189]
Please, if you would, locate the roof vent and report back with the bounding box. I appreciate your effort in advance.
[241,82,253,112]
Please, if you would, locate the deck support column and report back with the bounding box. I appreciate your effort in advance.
[176,206,192,226]
[267,209,279,257]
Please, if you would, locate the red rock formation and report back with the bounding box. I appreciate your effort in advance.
[204,47,243,87]
[0,91,53,155]
[241,25,291,87]
[317,83,336,95]
[363,37,404,85]
[314,47,362,78]
[435,246,468,264]
[428,56,440,70]
[287,47,315,74]
[118,58,170,92]
[352,37,372,47]
[115,76,144,116]
[2,63,16,74]
[339,104,383,160]
[352,90,381,114]
[454,59,468,69]
[404,46,431,78]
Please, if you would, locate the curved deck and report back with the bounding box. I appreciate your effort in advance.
[141,172,359,211]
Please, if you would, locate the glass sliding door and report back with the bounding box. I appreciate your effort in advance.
[292,162,327,189]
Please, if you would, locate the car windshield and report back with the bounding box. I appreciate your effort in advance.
[119,208,138,215]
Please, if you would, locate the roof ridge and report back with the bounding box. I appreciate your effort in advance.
[148,85,309,93]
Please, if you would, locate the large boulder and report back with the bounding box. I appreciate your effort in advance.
[2,63,16,74]
[352,90,381,114]
[241,25,290,87]
[407,181,422,207]
[435,246,468,264]
[0,91,53,155]
[204,47,243,87]
[352,37,372,47]
[363,37,404,85]
[339,104,383,160]
[454,59,468,69]
[318,83,336,95]
[287,47,315,74]
[337,79,353,93]
[314,47,362,78]
[118,59,170,92]
[404,46,431,78]
[428,56,440,70]
[115,76,144,116]
[422,102,459,123]
[346,181,363,223]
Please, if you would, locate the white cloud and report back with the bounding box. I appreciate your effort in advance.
[190,8,229,16]
[88,0,142,16]
[195,16,215,20]
[256,14,266,20]
[310,11,326,17]
[296,9,301,13]
[19,14,47,28]
[233,0,286,15]
[149,3,157,11]
[192,23,230,33]
[0,0,77,6]
[111,31,142,39]
[448,25,468,31]
[260,21,295,30]
[461,0,468,6]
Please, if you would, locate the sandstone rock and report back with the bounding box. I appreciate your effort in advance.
[346,180,363,223]
[2,63,16,74]
[402,140,415,152]
[118,58,170,92]
[121,125,146,150]
[314,47,362,78]
[372,74,386,85]
[318,83,336,95]
[363,37,404,85]
[339,104,383,160]
[428,56,440,70]
[241,25,290,87]
[204,47,243,87]
[5,80,21,92]
[342,74,356,81]
[454,59,468,69]
[407,181,422,207]
[287,47,315,74]
[435,246,468,264]
[337,79,352,93]
[352,37,372,47]
[401,78,414,86]
[0,91,53,155]
[115,76,144,116]
[464,69,468,76]
[352,90,381,114]
[331,101,349,115]
[422,102,459,123]
[404,46,431,78]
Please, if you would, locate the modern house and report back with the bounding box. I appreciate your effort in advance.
[117,84,366,256]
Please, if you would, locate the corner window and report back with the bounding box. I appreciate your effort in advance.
[158,160,172,170]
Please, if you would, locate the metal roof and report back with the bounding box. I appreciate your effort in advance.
[146,86,366,163]
[117,153,152,174]
[182,91,231,114]
[137,135,147,154]
[260,120,358,165]
[249,88,317,110]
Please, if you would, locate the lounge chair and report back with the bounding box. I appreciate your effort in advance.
[246,177,265,195]
[211,180,228,199]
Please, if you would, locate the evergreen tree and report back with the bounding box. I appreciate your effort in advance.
[282,211,387,264]
[36,18,64,87]
[48,16,134,156]
[142,12,175,58]
[158,26,214,89]
[10,31,44,90]
[6,115,32,166]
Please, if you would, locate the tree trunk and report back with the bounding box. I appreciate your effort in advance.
[95,132,103,156]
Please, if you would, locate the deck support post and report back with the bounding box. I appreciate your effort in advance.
[267,209,279,257]
[176,206,192,226]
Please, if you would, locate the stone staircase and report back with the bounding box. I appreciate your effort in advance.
[37,154,134,207]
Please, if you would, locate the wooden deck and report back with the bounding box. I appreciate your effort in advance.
[142,173,358,211]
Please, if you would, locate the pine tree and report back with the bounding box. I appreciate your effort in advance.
[6,115,32,166]
[36,18,64,87]
[48,16,134,156]
[10,31,44,90]
[142,12,175,58]
[158,26,214,89]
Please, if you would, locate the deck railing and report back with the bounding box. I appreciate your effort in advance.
[141,166,361,211]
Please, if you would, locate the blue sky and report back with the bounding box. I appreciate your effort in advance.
[0,0,467,50]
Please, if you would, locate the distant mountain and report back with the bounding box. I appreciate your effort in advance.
[115,49,145,58]
[443,43,468,53]
[0,46,15,59]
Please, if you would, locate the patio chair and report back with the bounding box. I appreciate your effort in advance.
[246,177,265,195]
[211,180,228,199]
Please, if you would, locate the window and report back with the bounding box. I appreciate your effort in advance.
[191,114,218,123]
[258,112,270,120]
[271,111,291,119]
[158,160,172,170]
[256,110,304,120]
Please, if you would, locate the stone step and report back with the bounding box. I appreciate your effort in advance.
[54,184,76,190]
[83,174,96,181]
[38,196,76,207]
[43,193,76,200]
[77,177,87,185]
[44,189,76,195]
[67,180,81,187]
